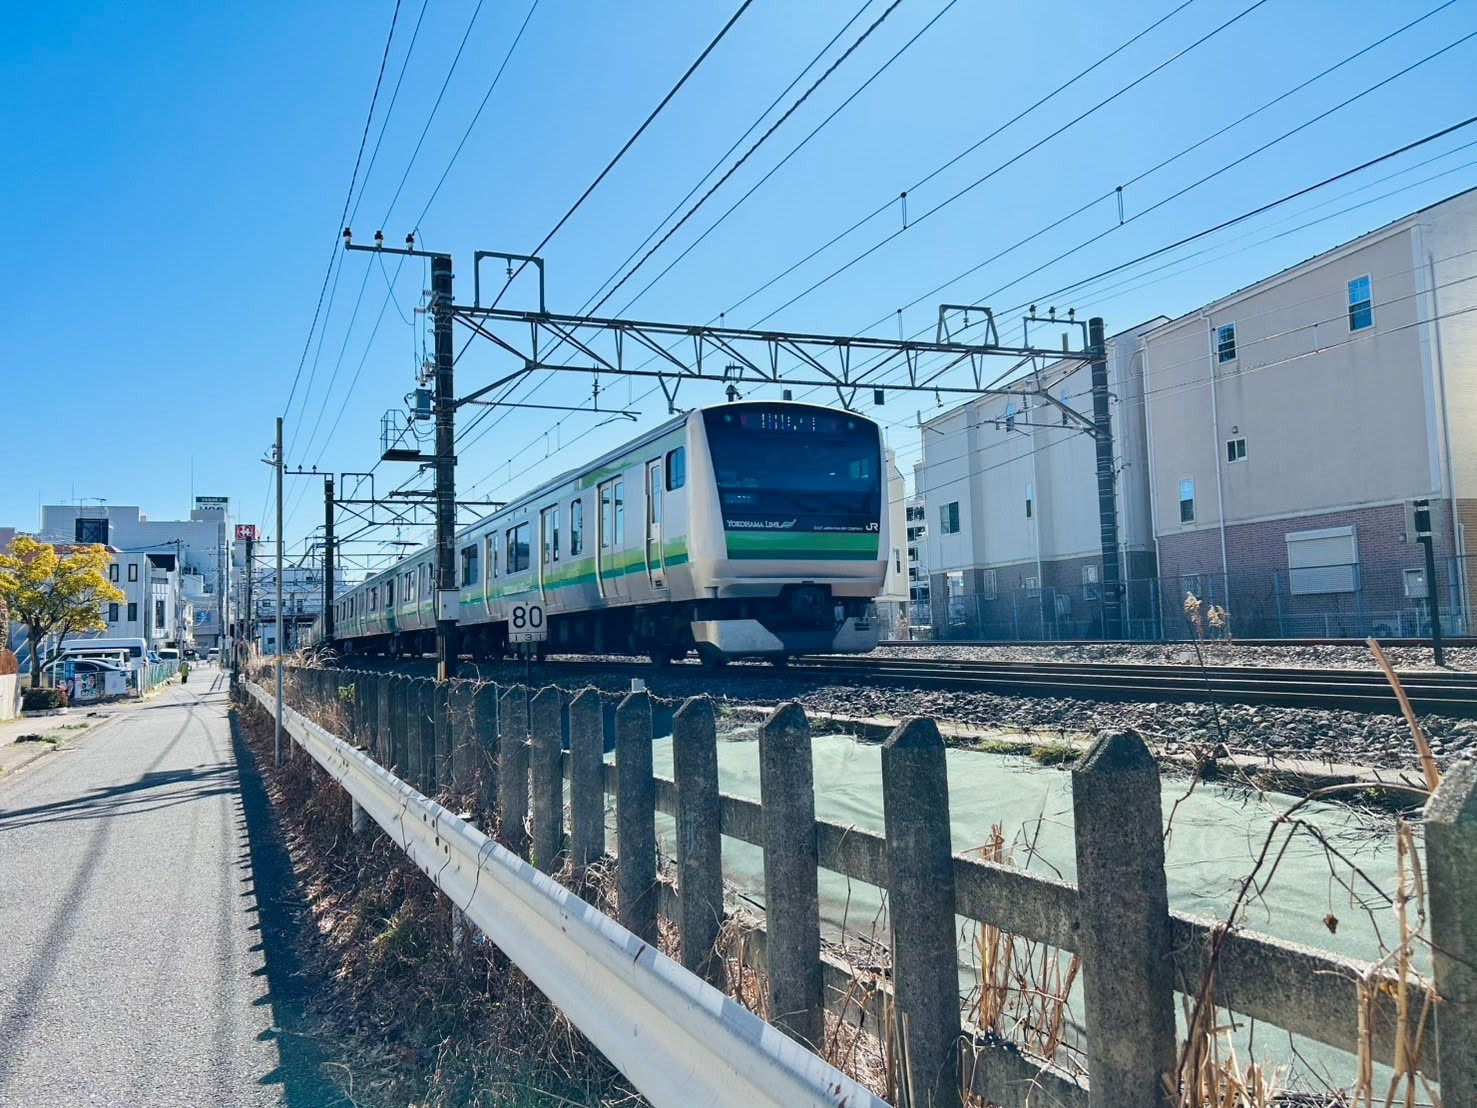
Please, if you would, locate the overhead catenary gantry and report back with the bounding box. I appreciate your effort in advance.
[342,234,1129,638]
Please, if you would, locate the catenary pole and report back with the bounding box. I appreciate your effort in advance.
[323,475,336,644]
[275,416,284,767]
[432,253,458,681]
[1088,316,1124,639]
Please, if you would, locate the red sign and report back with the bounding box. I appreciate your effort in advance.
[235,525,259,541]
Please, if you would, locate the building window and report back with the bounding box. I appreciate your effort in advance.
[128,563,139,582]
[1025,575,1041,596]
[155,599,166,627]
[1025,482,1034,519]
[1179,478,1195,524]
[109,563,119,582]
[1286,526,1357,595]
[1348,275,1373,331]
[1404,567,1428,599]
[570,499,584,556]
[460,544,479,586]
[108,603,119,623]
[666,447,686,491]
[980,568,997,599]
[76,518,108,544]
[127,602,138,622]
[1226,437,1246,463]
[1216,323,1236,364]
[939,501,960,535]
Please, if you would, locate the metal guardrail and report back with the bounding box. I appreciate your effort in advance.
[242,682,886,1108]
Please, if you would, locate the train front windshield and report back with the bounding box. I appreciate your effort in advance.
[703,405,882,532]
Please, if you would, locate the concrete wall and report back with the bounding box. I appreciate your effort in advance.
[0,674,18,721]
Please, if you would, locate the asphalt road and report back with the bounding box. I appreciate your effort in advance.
[0,668,344,1107]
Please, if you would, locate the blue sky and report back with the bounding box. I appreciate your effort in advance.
[3,0,1474,565]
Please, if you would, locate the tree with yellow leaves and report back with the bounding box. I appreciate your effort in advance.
[0,536,126,685]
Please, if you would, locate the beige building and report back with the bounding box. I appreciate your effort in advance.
[917,319,1167,638]
[1144,187,1477,637]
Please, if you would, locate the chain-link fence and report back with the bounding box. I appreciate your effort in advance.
[898,555,1476,642]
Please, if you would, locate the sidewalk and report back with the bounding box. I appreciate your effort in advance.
[0,665,342,1106]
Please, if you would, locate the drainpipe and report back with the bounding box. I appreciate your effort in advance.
[1203,311,1231,600]
[1426,241,1466,630]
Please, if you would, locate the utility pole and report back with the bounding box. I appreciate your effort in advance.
[1087,316,1124,640]
[323,476,336,644]
[431,253,458,681]
[274,416,284,767]
[244,535,255,659]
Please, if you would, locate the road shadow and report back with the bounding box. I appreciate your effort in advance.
[229,707,350,1108]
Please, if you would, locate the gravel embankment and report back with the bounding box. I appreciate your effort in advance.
[456,659,1477,773]
[872,641,1477,671]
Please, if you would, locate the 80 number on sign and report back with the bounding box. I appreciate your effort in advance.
[509,603,547,644]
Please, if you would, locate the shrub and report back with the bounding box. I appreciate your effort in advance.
[0,649,17,677]
[22,686,68,711]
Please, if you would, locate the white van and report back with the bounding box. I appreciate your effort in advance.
[57,637,148,670]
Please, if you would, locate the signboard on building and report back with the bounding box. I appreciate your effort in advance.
[195,497,229,513]
[235,524,258,541]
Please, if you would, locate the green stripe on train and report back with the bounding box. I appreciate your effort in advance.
[724,531,879,561]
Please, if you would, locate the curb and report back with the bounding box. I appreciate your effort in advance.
[0,707,132,781]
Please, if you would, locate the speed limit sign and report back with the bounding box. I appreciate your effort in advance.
[509,602,547,644]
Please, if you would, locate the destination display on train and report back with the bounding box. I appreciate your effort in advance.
[727,409,856,434]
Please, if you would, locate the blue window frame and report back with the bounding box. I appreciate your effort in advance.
[1348,275,1372,331]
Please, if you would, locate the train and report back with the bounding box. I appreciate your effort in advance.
[322,401,888,666]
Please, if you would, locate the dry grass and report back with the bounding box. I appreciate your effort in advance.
[234,692,644,1108]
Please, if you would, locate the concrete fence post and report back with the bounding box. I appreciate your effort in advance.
[673,697,724,988]
[758,701,823,1046]
[881,717,962,1108]
[1071,729,1176,1107]
[569,688,606,870]
[1427,760,1477,1103]
[616,691,658,947]
[530,687,565,874]
[390,677,412,779]
[450,680,477,796]
[417,679,438,795]
[381,676,398,774]
[433,680,453,794]
[497,685,530,857]
[351,797,368,834]
[473,683,499,819]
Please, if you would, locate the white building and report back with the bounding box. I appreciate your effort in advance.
[1143,186,1477,637]
[917,319,1167,638]
[39,499,232,648]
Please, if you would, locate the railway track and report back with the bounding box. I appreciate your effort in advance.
[338,652,1477,718]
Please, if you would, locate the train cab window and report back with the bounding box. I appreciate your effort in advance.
[460,543,479,586]
[542,507,560,564]
[570,499,583,556]
[666,447,686,490]
[507,524,531,573]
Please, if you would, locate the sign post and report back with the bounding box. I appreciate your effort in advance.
[1410,499,1445,667]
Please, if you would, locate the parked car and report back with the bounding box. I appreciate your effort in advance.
[206,647,219,663]
[42,658,127,678]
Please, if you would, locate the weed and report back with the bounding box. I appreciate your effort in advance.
[1028,740,1079,766]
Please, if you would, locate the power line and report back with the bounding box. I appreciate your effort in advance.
[349,0,432,226]
[587,0,909,314]
[281,0,404,421]
[492,0,758,308]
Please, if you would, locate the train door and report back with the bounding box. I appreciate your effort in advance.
[645,460,666,590]
[539,506,558,605]
[597,477,627,600]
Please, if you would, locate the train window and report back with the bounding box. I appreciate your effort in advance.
[542,507,560,564]
[460,544,480,586]
[570,499,583,556]
[487,533,498,578]
[666,447,686,490]
[386,580,395,607]
[614,479,624,542]
[600,484,613,548]
[507,524,531,573]
[371,587,378,611]
[648,464,661,524]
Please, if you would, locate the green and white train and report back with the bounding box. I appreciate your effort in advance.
[325,401,887,665]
